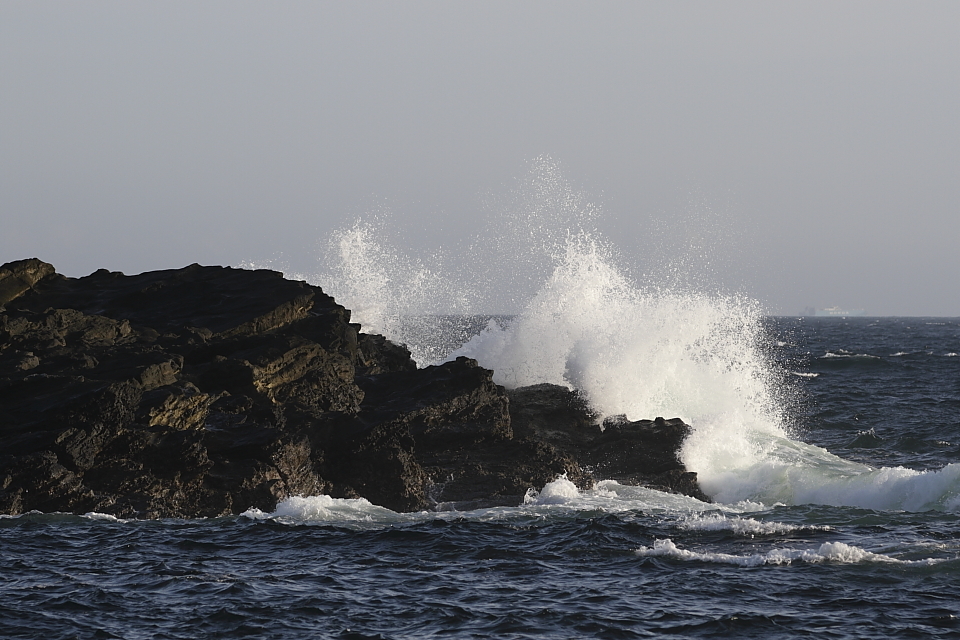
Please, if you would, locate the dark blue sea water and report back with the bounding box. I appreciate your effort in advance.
[2,317,959,639]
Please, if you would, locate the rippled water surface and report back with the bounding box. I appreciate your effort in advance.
[2,318,959,639]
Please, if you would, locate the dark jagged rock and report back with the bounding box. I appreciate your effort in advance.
[507,384,711,502]
[0,259,709,518]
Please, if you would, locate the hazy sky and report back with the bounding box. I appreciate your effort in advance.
[3,1,958,315]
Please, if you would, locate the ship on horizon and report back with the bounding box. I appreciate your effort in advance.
[802,306,866,317]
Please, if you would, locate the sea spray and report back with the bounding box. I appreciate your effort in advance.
[449,233,784,426]
[312,159,796,505]
[319,156,604,344]
[320,219,476,364]
[264,158,960,511]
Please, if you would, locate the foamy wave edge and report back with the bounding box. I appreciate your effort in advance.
[676,513,830,535]
[635,538,944,567]
[241,495,403,524]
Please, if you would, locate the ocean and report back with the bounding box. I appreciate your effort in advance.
[2,316,958,639]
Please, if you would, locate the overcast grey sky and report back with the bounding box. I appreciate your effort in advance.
[2,1,958,315]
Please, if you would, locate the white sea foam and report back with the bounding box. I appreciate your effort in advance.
[523,474,582,505]
[675,512,830,535]
[520,476,712,513]
[696,433,960,511]
[821,351,880,359]
[790,372,819,378]
[242,495,407,525]
[82,512,123,522]
[635,538,941,566]
[246,454,960,527]
[243,477,717,527]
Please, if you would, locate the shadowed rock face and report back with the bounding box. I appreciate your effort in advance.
[0,259,708,517]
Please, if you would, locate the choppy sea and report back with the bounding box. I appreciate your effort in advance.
[2,316,959,639]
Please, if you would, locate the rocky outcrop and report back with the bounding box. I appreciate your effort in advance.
[508,384,710,502]
[0,259,708,517]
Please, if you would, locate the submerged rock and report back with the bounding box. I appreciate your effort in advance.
[0,259,708,517]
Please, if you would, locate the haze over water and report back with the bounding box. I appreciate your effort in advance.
[5,3,959,317]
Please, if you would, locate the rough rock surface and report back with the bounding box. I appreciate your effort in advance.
[0,259,709,517]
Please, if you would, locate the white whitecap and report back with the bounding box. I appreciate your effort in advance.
[241,495,405,525]
[82,512,123,522]
[821,351,879,359]
[676,513,829,535]
[524,474,581,505]
[635,538,941,567]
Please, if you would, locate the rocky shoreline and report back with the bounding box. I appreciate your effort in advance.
[0,258,708,518]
